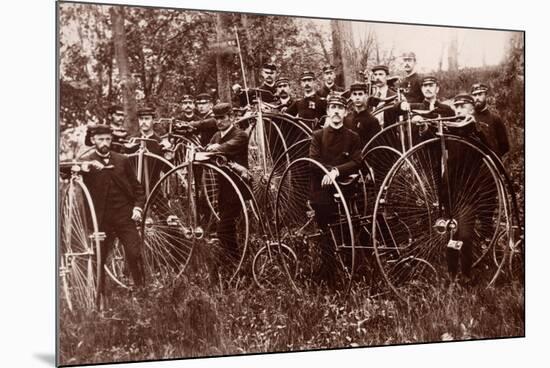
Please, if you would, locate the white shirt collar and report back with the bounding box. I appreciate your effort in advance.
[378,85,388,96]
[220,124,234,138]
[141,130,155,139]
[304,91,315,98]
[280,96,291,104]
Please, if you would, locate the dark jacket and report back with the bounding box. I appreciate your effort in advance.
[474,108,510,158]
[130,132,163,156]
[401,72,423,103]
[194,111,218,147]
[81,150,145,226]
[369,87,401,127]
[309,126,362,204]
[410,99,455,118]
[286,93,327,122]
[343,108,381,147]
[316,83,345,98]
[209,125,249,169]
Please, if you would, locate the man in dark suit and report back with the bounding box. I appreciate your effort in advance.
[134,107,162,155]
[343,82,381,147]
[400,52,423,103]
[369,65,400,128]
[405,76,455,118]
[316,64,345,98]
[80,124,146,298]
[233,63,278,106]
[186,93,218,147]
[286,71,327,128]
[205,103,249,262]
[471,83,510,158]
[309,94,362,284]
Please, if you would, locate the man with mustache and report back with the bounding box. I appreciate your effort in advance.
[286,70,327,126]
[369,64,400,128]
[134,106,162,156]
[309,93,362,285]
[178,94,196,123]
[406,76,455,118]
[80,124,146,299]
[343,82,380,146]
[316,64,344,98]
[400,52,423,103]
[273,77,294,112]
[471,83,509,158]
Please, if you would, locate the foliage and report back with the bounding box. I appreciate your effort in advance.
[59,275,524,365]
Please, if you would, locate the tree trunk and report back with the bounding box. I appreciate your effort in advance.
[215,13,233,103]
[332,20,354,87]
[110,6,138,135]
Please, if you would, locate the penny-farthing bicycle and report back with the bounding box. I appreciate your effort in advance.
[370,116,521,300]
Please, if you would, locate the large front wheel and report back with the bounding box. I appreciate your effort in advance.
[59,177,102,312]
[141,162,250,286]
[372,136,507,300]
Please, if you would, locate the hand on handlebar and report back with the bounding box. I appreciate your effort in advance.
[205,143,221,152]
[82,160,105,172]
[321,169,339,187]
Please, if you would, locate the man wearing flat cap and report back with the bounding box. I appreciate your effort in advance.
[273,77,294,112]
[369,64,400,127]
[400,52,423,103]
[343,82,381,146]
[205,102,249,263]
[309,93,362,285]
[471,83,509,158]
[286,71,327,127]
[80,124,146,298]
[317,64,344,98]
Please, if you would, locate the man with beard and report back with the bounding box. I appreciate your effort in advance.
[471,83,509,158]
[343,82,380,147]
[233,63,278,106]
[273,77,294,112]
[84,105,129,153]
[80,124,146,298]
[400,52,423,103]
[369,65,400,128]
[309,93,362,285]
[317,64,345,98]
[286,71,327,127]
[205,103,249,263]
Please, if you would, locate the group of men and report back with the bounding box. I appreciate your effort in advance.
[74,50,511,292]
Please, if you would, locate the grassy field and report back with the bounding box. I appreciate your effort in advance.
[59,267,524,366]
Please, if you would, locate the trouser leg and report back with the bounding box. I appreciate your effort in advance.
[114,218,145,287]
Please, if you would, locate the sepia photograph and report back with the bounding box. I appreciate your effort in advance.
[56,1,525,366]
